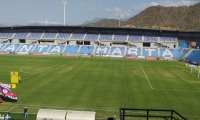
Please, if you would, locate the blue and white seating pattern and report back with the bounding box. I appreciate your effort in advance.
[43,33,57,38]
[99,33,112,41]
[64,45,79,54]
[0,44,6,51]
[109,47,125,55]
[0,33,14,38]
[71,32,85,39]
[160,48,188,58]
[32,44,50,53]
[79,46,94,55]
[126,47,141,56]
[48,45,65,54]
[14,33,29,38]
[160,36,176,42]
[18,44,35,52]
[94,46,109,55]
[142,48,158,57]
[85,33,98,41]
[128,34,142,42]
[2,44,20,52]
[144,35,158,42]
[28,33,43,39]
[57,33,71,39]
[113,34,127,41]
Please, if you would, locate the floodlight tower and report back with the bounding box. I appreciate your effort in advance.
[62,0,67,26]
[119,14,121,27]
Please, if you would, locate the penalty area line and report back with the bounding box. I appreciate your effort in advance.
[6,106,16,112]
[140,65,154,89]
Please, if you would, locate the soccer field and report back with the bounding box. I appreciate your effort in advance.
[0,55,200,120]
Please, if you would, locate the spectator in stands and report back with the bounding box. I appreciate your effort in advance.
[24,107,28,118]
[0,98,2,103]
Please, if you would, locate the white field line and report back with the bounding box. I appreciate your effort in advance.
[154,88,200,93]
[6,106,16,112]
[171,70,188,82]
[133,69,145,78]
[20,66,72,73]
[20,60,69,80]
[140,65,153,89]
[1,103,117,112]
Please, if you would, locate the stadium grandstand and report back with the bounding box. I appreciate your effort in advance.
[0,26,199,64]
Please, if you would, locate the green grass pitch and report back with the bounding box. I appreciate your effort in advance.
[0,55,200,120]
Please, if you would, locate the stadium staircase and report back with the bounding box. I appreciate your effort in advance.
[62,44,68,54]
[181,48,194,60]
[92,46,96,54]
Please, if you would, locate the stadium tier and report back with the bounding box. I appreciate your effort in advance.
[0,33,14,38]
[28,33,43,39]
[14,32,29,39]
[0,43,199,62]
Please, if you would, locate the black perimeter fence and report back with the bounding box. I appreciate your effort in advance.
[119,108,187,120]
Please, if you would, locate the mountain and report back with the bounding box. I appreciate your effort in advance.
[84,2,200,31]
[81,18,106,25]
[125,2,200,31]
[84,19,126,27]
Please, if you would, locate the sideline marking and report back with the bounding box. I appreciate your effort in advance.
[6,106,16,112]
[20,60,69,80]
[154,88,200,93]
[171,70,188,82]
[140,65,153,89]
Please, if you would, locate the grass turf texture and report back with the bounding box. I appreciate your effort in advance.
[0,55,200,120]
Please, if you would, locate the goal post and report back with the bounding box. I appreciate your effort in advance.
[190,67,200,78]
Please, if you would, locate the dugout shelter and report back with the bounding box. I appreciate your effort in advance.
[36,109,96,120]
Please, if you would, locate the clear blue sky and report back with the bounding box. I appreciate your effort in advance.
[0,0,199,26]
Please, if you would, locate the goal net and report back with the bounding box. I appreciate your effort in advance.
[190,67,200,78]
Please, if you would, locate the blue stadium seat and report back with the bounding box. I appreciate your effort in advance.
[113,34,127,41]
[14,32,29,38]
[0,33,14,38]
[2,44,20,52]
[32,44,50,53]
[94,46,109,55]
[144,35,158,42]
[28,33,43,39]
[85,32,98,41]
[57,32,71,39]
[126,47,141,56]
[142,48,158,57]
[18,44,35,52]
[49,45,65,54]
[43,33,57,38]
[160,36,176,42]
[0,44,6,51]
[128,34,142,42]
[109,47,125,56]
[178,42,189,48]
[71,32,85,39]
[99,33,112,41]
[64,45,79,54]
[79,46,94,55]
[186,50,200,62]
[160,48,188,59]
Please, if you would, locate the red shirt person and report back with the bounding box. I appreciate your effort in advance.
[0,98,2,103]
